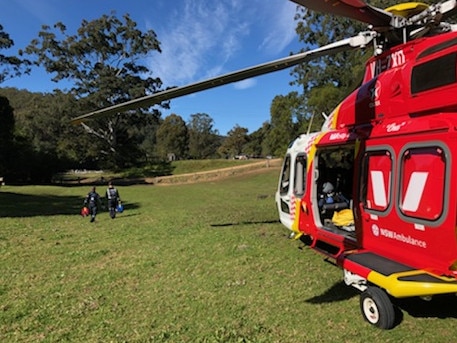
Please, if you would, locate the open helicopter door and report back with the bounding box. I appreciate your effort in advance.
[305,128,361,256]
[275,133,317,236]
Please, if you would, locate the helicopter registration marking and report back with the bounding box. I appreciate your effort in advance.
[390,50,406,68]
[368,49,406,78]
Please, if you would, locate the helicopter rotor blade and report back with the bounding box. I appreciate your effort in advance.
[71,31,376,125]
[440,0,457,19]
[407,0,457,26]
[290,0,394,28]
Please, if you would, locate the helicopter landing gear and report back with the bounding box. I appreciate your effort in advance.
[360,286,397,329]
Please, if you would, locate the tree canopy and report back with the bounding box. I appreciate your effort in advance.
[218,125,249,158]
[0,24,30,84]
[187,113,221,159]
[22,13,166,170]
[156,114,189,160]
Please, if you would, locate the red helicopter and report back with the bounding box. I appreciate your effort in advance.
[72,0,457,329]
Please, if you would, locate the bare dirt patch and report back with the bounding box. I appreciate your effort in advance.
[148,159,281,185]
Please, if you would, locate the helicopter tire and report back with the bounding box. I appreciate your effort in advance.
[360,286,396,329]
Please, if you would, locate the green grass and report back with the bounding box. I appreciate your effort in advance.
[1,169,456,342]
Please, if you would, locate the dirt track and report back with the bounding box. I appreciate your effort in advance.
[149,158,282,185]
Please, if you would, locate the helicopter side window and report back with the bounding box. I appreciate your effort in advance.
[279,154,291,195]
[411,53,457,94]
[361,150,393,212]
[293,154,307,197]
[399,146,446,221]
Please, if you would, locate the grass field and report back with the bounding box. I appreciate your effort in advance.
[1,169,457,342]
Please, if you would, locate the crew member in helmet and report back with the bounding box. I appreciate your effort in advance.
[318,182,336,208]
[84,186,102,223]
[106,181,121,219]
[318,181,349,219]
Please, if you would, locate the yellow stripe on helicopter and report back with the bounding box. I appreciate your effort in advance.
[291,197,304,239]
[367,269,457,298]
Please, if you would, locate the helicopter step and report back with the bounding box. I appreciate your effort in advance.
[339,252,457,298]
[310,227,357,259]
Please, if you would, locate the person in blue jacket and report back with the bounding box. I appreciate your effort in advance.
[84,186,102,223]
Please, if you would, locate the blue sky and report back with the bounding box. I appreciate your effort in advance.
[0,0,304,135]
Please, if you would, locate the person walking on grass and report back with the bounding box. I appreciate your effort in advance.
[84,186,102,223]
[106,181,121,219]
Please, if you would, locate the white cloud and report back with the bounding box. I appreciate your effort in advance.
[258,1,298,55]
[149,0,250,87]
[148,0,299,91]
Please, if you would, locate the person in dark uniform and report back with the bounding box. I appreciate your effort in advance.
[84,186,102,223]
[106,181,121,219]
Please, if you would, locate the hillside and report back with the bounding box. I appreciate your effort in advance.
[58,159,282,186]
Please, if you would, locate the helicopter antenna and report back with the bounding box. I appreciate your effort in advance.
[306,112,315,135]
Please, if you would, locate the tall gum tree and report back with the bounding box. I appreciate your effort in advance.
[23,13,166,169]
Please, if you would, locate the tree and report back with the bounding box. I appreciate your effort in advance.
[187,113,220,159]
[265,92,304,157]
[23,13,166,169]
[0,24,30,84]
[218,125,248,158]
[0,87,85,181]
[156,114,189,160]
[0,96,15,177]
[244,122,271,158]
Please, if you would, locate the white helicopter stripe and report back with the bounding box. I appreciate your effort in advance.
[401,172,428,212]
[370,170,428,213]
[371,170,388,208]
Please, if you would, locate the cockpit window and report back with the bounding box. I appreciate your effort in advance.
[279,155,291,195]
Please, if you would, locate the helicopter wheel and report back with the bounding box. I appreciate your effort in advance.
[360,286,396,329]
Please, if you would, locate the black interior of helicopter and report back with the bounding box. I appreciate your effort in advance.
[315,145,355,237]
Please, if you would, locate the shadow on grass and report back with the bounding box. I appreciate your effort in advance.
[0,191,139,218]
[305,281,359,304]
[306,281,457,324]
[394,294,457,319]
[210,220,280,227]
